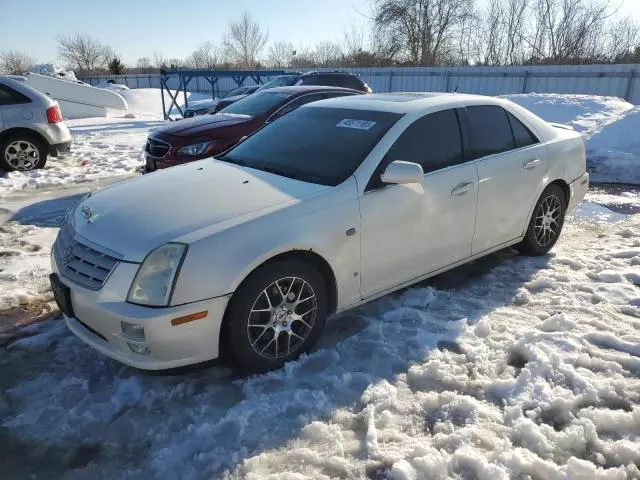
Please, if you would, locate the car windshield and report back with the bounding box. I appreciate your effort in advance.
[223,86,247,98]
[219,91,291,117]
[217,107,403,186]
[257,75,299,91]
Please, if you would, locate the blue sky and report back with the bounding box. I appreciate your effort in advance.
[1,0,372,64]
[2,0,639,65]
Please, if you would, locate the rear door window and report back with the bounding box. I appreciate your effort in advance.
[507,111,539,148]
[384,109,464,174]
[466,105,514,159]
[339,75,365,90]
[0,84,31,105]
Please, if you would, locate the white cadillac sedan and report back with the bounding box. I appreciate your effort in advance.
[50,93,588,373]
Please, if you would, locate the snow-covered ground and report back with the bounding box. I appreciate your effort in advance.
[1,89,640,478]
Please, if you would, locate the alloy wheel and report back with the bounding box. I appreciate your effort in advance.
[5,140,40,171]
[534,194,562,247]
[246,276,318,359]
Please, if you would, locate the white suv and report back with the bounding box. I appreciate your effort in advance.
[0,76,72,171]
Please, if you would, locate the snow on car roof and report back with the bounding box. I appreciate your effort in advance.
[306,91,506,114]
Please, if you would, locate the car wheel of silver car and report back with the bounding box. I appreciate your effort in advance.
[0,134,47,171]
[225,259,329,373]
[517,184,566,256]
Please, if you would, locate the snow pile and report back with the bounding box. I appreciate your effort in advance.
[1,204,638,478]
[98,81,130,92]
[587,108,640,184]
[116,88,210,118]
[506,94,640,184]
[30,64,78,81]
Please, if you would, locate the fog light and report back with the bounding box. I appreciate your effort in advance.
[128,342,151,356]
[121,321,145,340]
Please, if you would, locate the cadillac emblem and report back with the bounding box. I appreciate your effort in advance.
[81,204,92,220]
[62,246,74,264]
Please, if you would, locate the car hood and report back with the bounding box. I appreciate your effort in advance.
[156,113,251,137]
[72,160,328,262]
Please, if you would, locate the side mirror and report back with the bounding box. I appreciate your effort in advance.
[380,161,424,184]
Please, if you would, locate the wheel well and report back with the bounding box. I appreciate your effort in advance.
[258,250,338,314]
[218,250,339,360]
[0,127,49,149]
[547,179,570,205]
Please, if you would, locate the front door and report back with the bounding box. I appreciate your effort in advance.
[358,109,478,299]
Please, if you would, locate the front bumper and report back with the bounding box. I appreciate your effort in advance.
[52,249,229,370]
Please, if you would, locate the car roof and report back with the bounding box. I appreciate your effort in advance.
[302,91,508,114]
[257,85,362,95]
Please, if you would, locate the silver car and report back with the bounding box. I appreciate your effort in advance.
[0,76,72,171]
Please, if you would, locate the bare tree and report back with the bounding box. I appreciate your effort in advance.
[290,44,316,68]
[314,41,342,66]
[56,33,113,73]
[224,12,269,68]
[528,0,614,63]
[152,52,168,69]
[603,16,639,62]
[0,50,35,74]
[268,41,294,68]
[187,41,222,70]
[373,0,476,65]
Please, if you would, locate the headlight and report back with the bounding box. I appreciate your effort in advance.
[176,141,212,156]
[127,243,187,307]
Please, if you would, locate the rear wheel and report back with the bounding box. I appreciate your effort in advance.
[225,259,329,373]
[0,134,48,171]
[517,184,566,256]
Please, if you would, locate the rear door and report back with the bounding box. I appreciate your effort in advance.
[359,108,478,298]
[464,105,546,254]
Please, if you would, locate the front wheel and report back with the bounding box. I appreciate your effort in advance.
[224,259,329,373]
[517,184,566,256]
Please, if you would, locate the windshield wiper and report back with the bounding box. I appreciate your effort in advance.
[216,155,247,167]
[252,165,326,184]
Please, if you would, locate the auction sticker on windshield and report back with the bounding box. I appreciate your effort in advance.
[336,119,376,130]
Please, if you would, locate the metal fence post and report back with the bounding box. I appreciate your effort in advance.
[625,69,635,102]
[445,71,451,92]
[160,78,167,120]
[387,70,394,92]
[522,71,529,94]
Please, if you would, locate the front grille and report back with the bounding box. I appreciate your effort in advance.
[145,137,170,158]
[54,223,119,290]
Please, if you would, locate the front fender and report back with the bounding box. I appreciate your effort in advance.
[170,177,362,309]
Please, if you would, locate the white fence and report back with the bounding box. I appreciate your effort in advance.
[80,64,640,104]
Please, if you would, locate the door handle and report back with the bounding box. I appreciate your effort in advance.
[450,181,475,196]
[523,159,540,170]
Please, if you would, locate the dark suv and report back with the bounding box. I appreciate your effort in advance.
[257,71,372,93]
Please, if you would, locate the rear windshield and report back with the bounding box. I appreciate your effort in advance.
[224,86,247,98]
[257,75,299,90]
[220,91,290,116]
[218,107,403,186]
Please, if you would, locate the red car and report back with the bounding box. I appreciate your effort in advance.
[144,86,363,171]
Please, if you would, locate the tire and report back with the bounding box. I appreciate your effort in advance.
[0,133,48,171]
[224,259,329,373]
[517,184,567,256]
